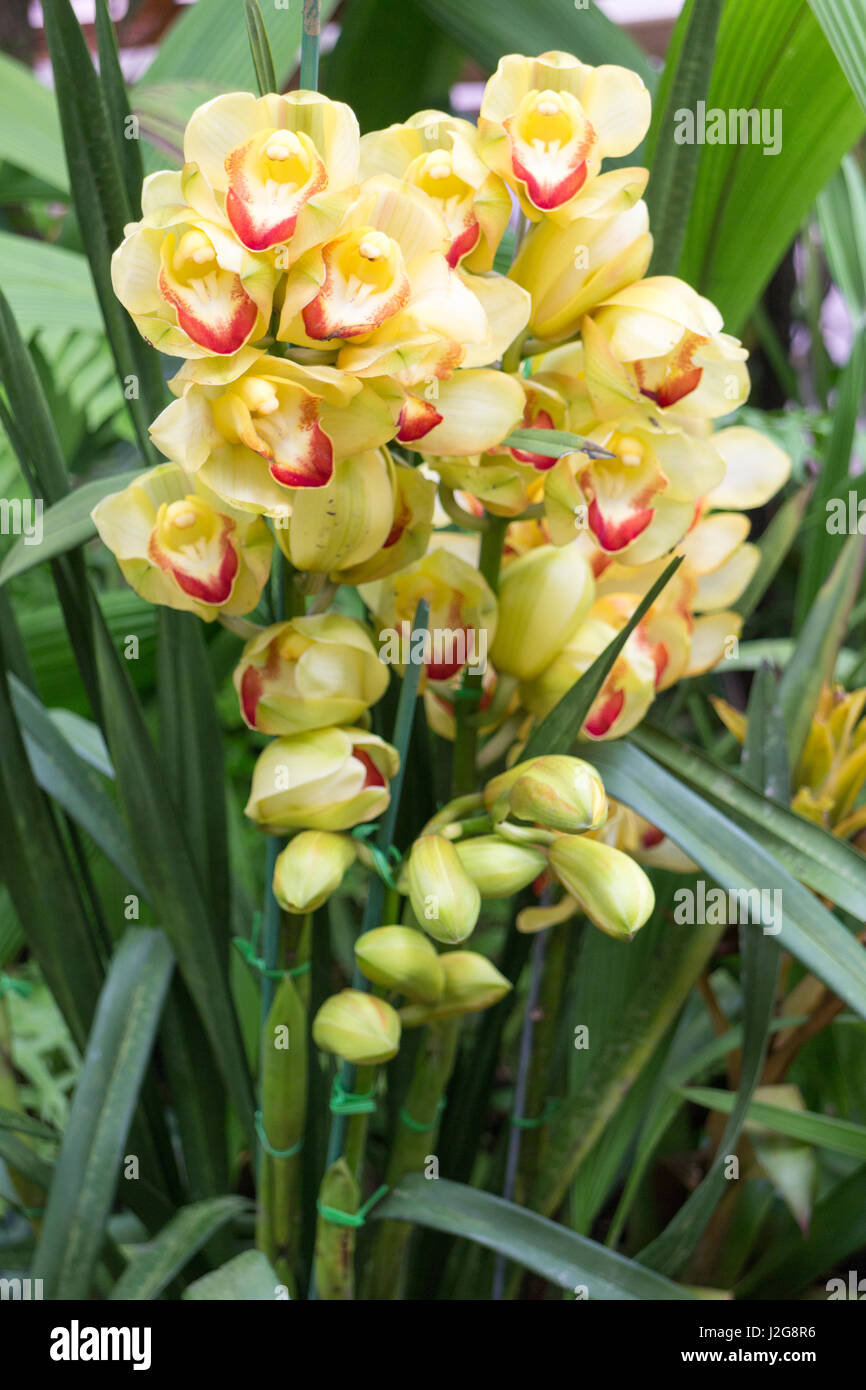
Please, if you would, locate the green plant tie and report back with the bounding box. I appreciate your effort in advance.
[329,1074,377,1116]
[453,685,483,702]
[255,1110,304,1159]
[350,823,402,890]
[0,974,32,1000]
[233,917,311,982]
[399,1097,446,1132]
[317,1183,389,1228]
[510,1098,559,1130]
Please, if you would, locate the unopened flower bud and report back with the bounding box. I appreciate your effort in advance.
[272,831,356,913]
[245,726,398,833]
[406,834,481,944]
[489,544,594,681]
[355,926,444,1004]
[485,755,607,833]
[548,835,654,940]
[312,989,401,1064]
[401,951,511,1026]
[455,835,547,898]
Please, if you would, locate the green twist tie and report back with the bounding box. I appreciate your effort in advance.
[350,824,402,890]
[452,685,483,703]
[399,1097,446,1133]
[255,1110,304,1159]
[288,960,311,979]
[0,974,32,1000]
[233,914,311,983]
[330,1074,377,1116]
[317,1184,389,1228]
[511,1098,559,1131]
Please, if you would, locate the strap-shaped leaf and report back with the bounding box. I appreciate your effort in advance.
[109,1196,251,1300]
[0,471,137,586]
[681,1087,866,1159]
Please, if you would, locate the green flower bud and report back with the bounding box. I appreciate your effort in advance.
[455,835,547,898]
[484,755,607,832]
[406,834,481,944]
[312,989,401,1064]
[401,951,511,1026]
[354,926,444,1004]
[489,544,594,681]
[548,835,655,940]
[272,830,356,913]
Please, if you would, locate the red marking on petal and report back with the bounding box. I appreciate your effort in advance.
[149,516,239,605]
[158,266,258,356]
[587,496,654,551]
[397,396,443,442]
[384,490,411,549]
[655,364,703,408]
[225,140,327,252]
[446,217,481,269]
[585,687,625,738]
[509,408,558,470]
[505,115,590,212]
[240,665,264,727]
[353,747,386,788]
[268,412,334,488]
[641,825,665,849]
[301,251,410,341]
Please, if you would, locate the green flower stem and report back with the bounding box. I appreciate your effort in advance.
[452,517,508,796]
[515,922,571,1204]
[363,1018,461,1299]
[256,969,307,1295]
[343,1063,377,1180]
[314,1159,359,1300]
[421,793,485,836]
[301,0,321,91]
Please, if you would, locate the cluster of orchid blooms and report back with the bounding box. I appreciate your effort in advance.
[93,51,791,1063]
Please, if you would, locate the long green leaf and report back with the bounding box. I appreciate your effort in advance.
[809,0,866,113]
[183,1249,282,1300]
[33,929,174,1300]
[679,0,866,331]
[522,557,681,760]
[376,1176,693,1299]
[0,235,99,337]
[142,0,337,87]
[109,1196,250,1300]
[737,1162,866,1298]
[818,155,866,315]
[681,1087,866,1159]
[0,54,67,193]
[646,0,725,275]
[0,472,137,586]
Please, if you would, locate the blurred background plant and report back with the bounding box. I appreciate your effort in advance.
[1,0,866,1302]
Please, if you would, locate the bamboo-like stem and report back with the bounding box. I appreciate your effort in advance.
[452,516,508,796]
[363,1018,461,1299]
[300,0,320,91]
[515,922,571,1203]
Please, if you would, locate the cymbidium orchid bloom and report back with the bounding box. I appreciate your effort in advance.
[520,613,658,738]
[150,351,395,511]
[359,110,511,271]
[91,464,272,621]
[394,368,525,456]
[182,90,360,254]
[582,277,750,419]
[490,543,594,681]
[478,51,651,219]
[233,614,389,734]
[592,800,696,873]
[274,449,436,582]
[111,168,279,360]
[276,174,530,384]
[364,547,497,684]
[509,181,652,341]
[245,726,399,832]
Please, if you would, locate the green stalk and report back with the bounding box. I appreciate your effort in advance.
[363,1018,461,1299]
[301,0,320,90]
[314,1159,358,1300]
[514,923,570,1204]
[256,971,307,1295]
[452,517,508,796]
[344,1063,376,1181]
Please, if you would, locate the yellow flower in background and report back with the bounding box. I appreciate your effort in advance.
[151,352,396,512]
[393,368,525,456]
[91,464,272,622]
[245,726,399,832]
[582,277,750,419]
[277,175,530,384]
[233,614,389,734]
[111,168,279,360]
[360,110,512,271]
[490,543,594,680]
[182,90,360,254]
[520,613,658,739]
[478,51,651,220]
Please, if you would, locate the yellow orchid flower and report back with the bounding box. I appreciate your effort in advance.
[245,726,399,833]
[233,614,389,735]
[150,352,394,513]
[392,368,525,456]
[478,51,651,220]
[520,613,657,739]
[490,543,594,681]
[274,449,435,582]
[111,167,279,360]
[276,174,530,385]
[182,90,360,255]
[360,109,511,271]
[90,463,272,622]
[582,277,751,420]
[509,173,652,341]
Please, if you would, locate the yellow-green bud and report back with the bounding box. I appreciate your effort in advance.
[455,835,547,898]
[272,830,356,913]
[489,545,594,681]
[401,951,511,1026]
[406,834,481,944]
[484,755,607,832]
[312,989,401,1064]
[354,926,444,1004]
[548,835,655,940]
